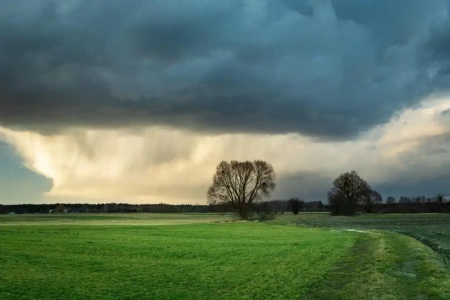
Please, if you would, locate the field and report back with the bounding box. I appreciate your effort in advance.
[284,213,450,263]
[0,213,233,226]
[1,213,450,299]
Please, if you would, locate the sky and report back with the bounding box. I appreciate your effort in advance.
[2,0,450,204]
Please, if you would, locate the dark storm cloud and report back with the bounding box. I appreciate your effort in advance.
[273,172,334,200]
[1,0,450,138]
[376,176,450,199]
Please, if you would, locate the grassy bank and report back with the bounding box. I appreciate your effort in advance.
[284,212,450,263]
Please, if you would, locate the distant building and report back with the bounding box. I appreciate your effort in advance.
[48,209,55,213]
[8,212,15,215]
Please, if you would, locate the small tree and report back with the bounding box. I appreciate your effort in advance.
[328,170,371,215]
[207,160,276,220]
[436,193,446,205]
[289,198,304,215]
[55,204,66,213]
[385,196,397,205]
[362,190,382,213]
[254,202,277,221]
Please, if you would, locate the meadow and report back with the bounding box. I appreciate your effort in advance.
[0,213,233,226]
[286,213,450,263]
[1,213,450,299]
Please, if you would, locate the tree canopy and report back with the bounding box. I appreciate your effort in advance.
[207,160,276,220]
[328,170,373,215]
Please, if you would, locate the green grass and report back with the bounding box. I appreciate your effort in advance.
[0,222,354,300]
[1,213,450,299]
[282,212,450,263]
[305,231,450,299]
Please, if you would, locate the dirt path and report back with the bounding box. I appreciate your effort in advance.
[303,231,450,299]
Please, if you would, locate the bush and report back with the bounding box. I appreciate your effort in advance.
[253,202,277,222]
[289,198,303,215]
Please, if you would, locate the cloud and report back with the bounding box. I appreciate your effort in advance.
[4,0,450,203]
[2,0,450,139]
[2,96,450,203]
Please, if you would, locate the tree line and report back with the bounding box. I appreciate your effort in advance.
[206,160,450,219]
[0,200,325,215]
[327,170,450,215]
[1,160,448,217]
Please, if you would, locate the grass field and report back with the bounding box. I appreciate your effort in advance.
[0,213,234,226]
[285,213,450,263]
[1,213,450,299]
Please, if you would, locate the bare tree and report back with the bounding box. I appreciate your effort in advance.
[436,193,446,205]
[253,202,277,221]
[362,190,383,213]
[328,170,371,215]
[289,198,304,215]
[207,160,276,220]
[385,196,397,206]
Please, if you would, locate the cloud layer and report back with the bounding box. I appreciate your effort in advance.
[3,0,450,203]
[2,0,450,139]
[2,96,450,203]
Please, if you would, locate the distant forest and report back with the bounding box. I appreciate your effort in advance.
[0,200,324,214]
[1,196,450,214]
